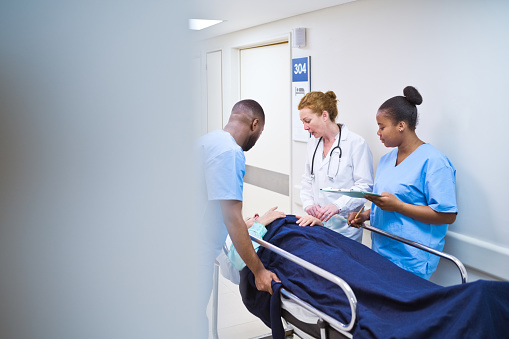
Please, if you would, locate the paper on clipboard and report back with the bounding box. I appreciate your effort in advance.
[320,187,382,198]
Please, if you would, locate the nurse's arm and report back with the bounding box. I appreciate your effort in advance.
[366,193,457,225]
[220,200,281,294]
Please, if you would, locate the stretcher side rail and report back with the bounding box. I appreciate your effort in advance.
[360,224,468,284]
[251,235,358,334]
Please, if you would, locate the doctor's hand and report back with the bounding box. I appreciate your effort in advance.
[254,268,281,295]
[296,215,324,227]
[316,204,339,222]
[257,206,286,226]
[365,192,403,212]
[305,204,321,218]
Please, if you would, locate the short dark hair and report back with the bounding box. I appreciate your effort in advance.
[378,86,423,130]
[232,99,265,124]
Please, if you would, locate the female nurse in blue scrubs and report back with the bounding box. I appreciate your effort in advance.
[347,86,458,280]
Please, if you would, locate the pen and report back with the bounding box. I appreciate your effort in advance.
[354,206,365,219]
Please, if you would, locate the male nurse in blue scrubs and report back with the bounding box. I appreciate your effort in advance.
[197,99,282,333]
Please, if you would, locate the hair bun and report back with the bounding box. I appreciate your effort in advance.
[325,91,337,101]
[403,86,423,106]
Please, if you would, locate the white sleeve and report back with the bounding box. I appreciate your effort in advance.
[350,138,374,193]
[300,140,315,211]
[332,138,374,213]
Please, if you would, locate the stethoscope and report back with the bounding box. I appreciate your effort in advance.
[311,124,342,180]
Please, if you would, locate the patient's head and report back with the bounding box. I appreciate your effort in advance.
[244,213,260,228]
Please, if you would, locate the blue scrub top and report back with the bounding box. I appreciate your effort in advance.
[371,143,458,279]
[198,130,245,258]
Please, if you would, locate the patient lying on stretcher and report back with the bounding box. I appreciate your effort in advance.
[226,207,322,271]
[222,209,509,339]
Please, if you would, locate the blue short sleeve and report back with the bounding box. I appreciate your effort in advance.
[205,149,244,201]
[425,166,458,213]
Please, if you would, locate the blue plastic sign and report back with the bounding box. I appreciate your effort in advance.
[292,56,311,142]
[292,57,309,82]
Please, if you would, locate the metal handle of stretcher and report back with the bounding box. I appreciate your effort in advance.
[360,224,468,284]
[250,235,358,333]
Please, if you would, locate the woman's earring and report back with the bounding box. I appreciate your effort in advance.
[399,129,402,132]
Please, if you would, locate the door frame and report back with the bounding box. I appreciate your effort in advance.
[232,34,293,212]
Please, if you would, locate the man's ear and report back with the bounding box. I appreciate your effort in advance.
[251,118,259,131]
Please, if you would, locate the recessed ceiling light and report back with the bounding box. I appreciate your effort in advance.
[189,19,224,31]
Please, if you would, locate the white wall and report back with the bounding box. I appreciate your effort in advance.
[194,0,509,281]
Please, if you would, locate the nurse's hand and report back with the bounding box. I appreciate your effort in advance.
[254,268,281,295]
[305,204,321,218]
[316,204,339,222]
[365,192,403,212]
[296,215,323,227]
[347,210,369,228]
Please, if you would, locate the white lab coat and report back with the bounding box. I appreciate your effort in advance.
[300,124,374,241]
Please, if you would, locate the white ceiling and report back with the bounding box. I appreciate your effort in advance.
[189,0,356,39]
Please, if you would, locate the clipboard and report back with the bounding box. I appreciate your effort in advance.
[320,187,382,198]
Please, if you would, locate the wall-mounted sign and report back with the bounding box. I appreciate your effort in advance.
[292,56,311,142]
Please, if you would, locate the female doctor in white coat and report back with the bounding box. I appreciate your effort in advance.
[299,91,374,242]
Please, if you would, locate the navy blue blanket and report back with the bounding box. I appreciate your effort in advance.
[240,216,509,338]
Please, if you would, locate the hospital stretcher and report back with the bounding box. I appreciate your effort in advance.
[211,223,468,339]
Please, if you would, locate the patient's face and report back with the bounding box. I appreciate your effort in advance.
[244,213,260,228]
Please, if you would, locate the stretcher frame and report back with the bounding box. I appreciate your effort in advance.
[211,224,468,339]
